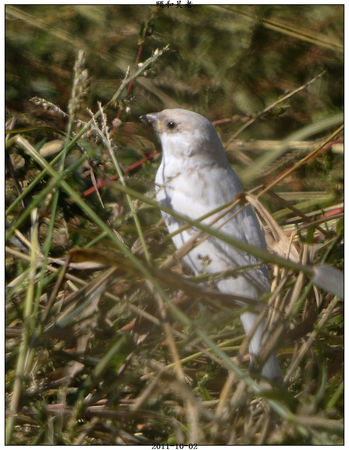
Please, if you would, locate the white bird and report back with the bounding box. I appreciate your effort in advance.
[141,108,282,380]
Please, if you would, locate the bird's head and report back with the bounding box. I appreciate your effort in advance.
[140,108,227,164]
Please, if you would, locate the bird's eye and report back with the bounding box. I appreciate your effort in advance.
[167,121,177,129]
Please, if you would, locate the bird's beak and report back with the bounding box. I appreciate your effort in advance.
[139,113,158,128]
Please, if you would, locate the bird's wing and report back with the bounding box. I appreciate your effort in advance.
[214,204,271,294]
[200,167,271,293]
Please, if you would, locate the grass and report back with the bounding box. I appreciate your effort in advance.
[5,4,343,445]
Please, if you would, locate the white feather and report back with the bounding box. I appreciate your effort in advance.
[149,108,282,380]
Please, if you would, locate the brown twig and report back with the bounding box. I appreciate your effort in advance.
[257,124,343,198]
[229,70,327,141]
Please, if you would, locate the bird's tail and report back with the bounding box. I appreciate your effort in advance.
[240,311,282,380]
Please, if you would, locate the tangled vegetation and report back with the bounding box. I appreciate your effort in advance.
[6,5,343,445]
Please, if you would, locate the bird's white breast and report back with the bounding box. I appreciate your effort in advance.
[155,154,270,295]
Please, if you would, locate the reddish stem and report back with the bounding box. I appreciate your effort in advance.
[81,150,158,198]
